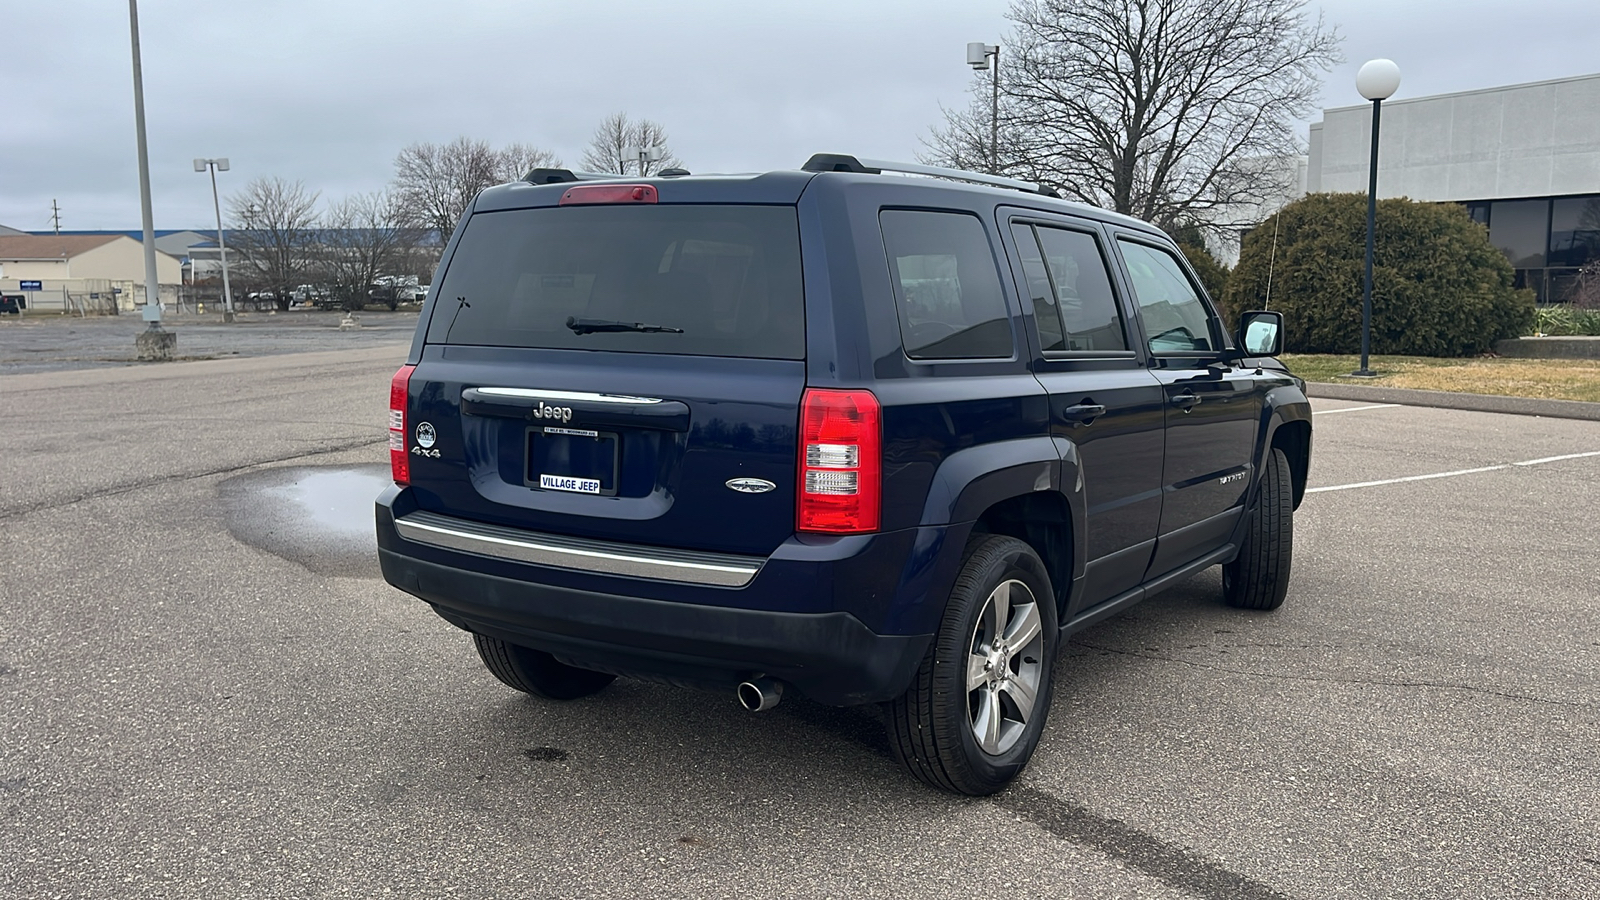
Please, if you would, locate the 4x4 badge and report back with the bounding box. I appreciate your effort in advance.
[726,478,776,494]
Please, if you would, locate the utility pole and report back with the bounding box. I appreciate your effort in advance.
[50,200,62,235]
[128,0,175,360]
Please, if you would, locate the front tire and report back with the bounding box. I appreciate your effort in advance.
[473,635,615,700]
[887,535,1058,795]
[1223,446,1294,610]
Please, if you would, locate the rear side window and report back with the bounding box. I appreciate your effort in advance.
[426,205,804,359]
[1013,223,1127,353]
[1117,239,1217,353]
[880,210,1013,360]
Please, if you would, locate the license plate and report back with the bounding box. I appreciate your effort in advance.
[528,428,618,495]
[538,473,602,494]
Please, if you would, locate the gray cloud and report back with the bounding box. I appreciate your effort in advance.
[3,0,1595,230]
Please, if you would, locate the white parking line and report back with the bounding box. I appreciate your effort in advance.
[1308,451,1600,494]
[1312,403,1402,416]
[1512,450,1600,467]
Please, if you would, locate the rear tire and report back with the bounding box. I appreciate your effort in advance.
[886,535,1057,796]
[473,635,615,700]
[1223,446,1294,611]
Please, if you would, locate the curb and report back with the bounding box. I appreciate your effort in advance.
[1306,382,1600,422]
[1493,336,1600,360]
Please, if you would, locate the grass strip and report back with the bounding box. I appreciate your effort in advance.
[1281,354,1600,403]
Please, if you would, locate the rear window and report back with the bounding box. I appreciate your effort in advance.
[426,205,804,358]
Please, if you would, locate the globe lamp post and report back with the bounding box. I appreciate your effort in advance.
[1352,59,1400,377]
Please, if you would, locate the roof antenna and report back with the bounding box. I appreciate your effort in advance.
[1263,212,1281,311]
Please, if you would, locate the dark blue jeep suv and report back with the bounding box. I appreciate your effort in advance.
[376,154,1312,795]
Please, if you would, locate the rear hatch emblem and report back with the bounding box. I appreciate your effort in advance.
[726,478,776,494]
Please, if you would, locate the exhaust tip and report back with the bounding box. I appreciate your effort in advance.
[737,677,783,712]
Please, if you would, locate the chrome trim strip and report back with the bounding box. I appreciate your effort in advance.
[472,387,664,405]
[394,511,761,587]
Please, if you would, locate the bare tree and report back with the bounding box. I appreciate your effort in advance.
[228,177,320,311]
[925,0,1340,233]
[391,138,499,239]
[391,138,563,238]
[580,112,683,175]
[497,142,563,182]
[322,191,417,309]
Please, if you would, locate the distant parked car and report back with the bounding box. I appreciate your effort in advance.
[291,284,329,306]
[246,290,289,311]
[369,276,427,310]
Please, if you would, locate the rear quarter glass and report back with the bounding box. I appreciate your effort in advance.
[426,205,805,359]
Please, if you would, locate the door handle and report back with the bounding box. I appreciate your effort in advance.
[1171,391,1200,412]
[1060,402,1106,426]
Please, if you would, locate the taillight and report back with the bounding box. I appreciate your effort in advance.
[389,364,415,485]
[558,184,658,205]
[797,389,881,534]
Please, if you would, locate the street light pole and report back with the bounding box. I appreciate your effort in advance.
[991,46,999,176]
[194,158,235,322]
[967,42,1001,175]
[127,0,175,360]
[1352,59,1400,378]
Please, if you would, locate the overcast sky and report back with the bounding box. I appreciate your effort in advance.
[3,0,1597,231]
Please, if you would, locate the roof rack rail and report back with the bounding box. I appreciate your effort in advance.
[523,168,633,185]
[801,153,881,174]
[800,153,1059,198]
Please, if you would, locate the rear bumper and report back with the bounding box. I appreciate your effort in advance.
[376,490,945,706]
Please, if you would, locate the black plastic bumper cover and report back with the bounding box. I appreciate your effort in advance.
[378,517,930,707]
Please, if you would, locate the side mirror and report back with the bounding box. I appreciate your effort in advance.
[1237,310,1284,357]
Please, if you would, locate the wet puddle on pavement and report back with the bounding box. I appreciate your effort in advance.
[220,464,391,577]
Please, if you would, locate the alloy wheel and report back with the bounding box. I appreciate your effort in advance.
[965,578,1045,756]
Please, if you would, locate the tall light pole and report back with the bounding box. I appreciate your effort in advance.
[1352,59,1400,378]
[967,42,1000,175]
[194,157,235,322]
[128,0,174,359]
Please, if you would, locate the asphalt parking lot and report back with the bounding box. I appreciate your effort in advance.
[0,330,1596,899]
[0,310,417,375]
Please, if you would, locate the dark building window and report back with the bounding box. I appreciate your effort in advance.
[1549,196,1600,269]
[1452,194,1600,305]
[1513,268,1546,304]
[1489,199,1549,269]
[1549,269,1583,305]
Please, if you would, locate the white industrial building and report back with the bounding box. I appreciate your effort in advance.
[0,234,183,311]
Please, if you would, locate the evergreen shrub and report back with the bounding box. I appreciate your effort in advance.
[1224,193,1534,355]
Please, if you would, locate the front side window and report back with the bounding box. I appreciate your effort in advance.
[1117,240,1217,354]
[881,210,1013,359]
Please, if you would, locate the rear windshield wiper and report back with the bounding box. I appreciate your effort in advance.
[566,316,684,335]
